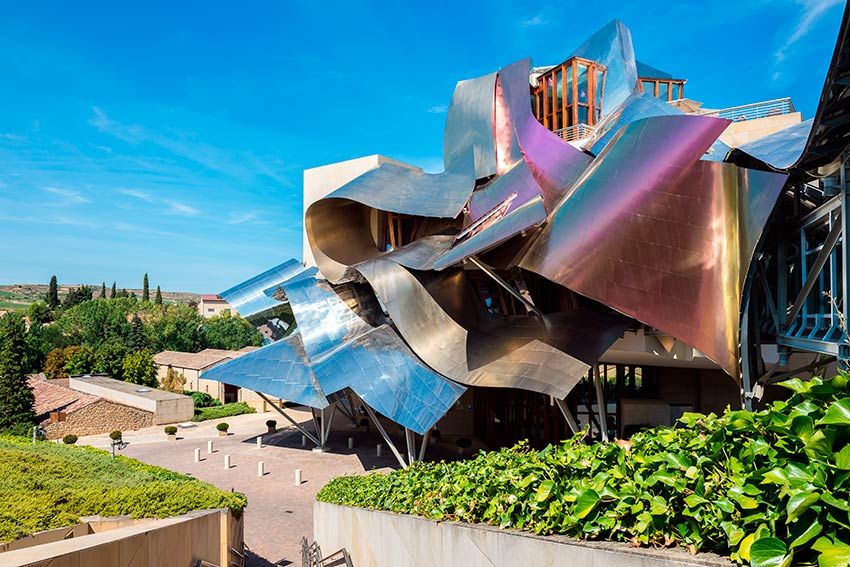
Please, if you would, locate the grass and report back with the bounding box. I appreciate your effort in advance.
[192,401,256,422]
[0,436,246,543]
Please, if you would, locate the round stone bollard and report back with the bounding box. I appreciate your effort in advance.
[257,461,265,477]
[224,454,231,469]
[295,468,302,485]
[301,435,307,447]
[348,437,354,450]
[207,440,214,454]
[376,444,382,457]
[193,448,200,463]
[256,436,263,449]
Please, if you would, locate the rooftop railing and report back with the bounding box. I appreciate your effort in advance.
[699,97,795,122]
[553,123,596,142]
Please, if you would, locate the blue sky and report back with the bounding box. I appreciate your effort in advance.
[0,0,844,292]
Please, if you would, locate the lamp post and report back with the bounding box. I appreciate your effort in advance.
[111,438,128,459]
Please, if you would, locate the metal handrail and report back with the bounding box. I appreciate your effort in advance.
[552,123,596,141]
[700,97,795,122]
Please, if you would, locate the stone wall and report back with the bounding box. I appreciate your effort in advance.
[44,400,154,440]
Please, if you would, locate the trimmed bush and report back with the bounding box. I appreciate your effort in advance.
[318,375,850,566]
[62,434,77,445]
[192,402,255,422]
[0,435,246,543]
[266,419,277,428]
[164,426,178,435]
[216,422,229,432]
[185,390,221,409]
[109,430,122,441]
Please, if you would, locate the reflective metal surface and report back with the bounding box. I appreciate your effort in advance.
[220,258,308,317]
[735,118,813,170]
[521,115,788,376]
[586,92,680,155]
[444,71,498,178]
[201,334,329,409]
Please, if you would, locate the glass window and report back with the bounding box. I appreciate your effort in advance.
[596,69,604,109]
[658,82,669,101]
[642,80,655,94]
[566,66,573,105]
[578,106,588,124]
[577,64,588,104]
[555,69,563,109]
[545,77,552,112]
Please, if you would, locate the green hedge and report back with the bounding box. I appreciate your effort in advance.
[318,375,850,566]
[192,402,255,422]
[0,436,246,543]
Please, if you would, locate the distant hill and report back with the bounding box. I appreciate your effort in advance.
[0,283,200,313]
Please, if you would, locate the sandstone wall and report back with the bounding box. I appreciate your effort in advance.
[44,400,154,440]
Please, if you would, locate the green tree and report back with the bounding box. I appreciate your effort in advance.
[145,304,204,352]
[62,285,93,309]
[63,345,95,375]
[0,313,35,429]
[142,273,150,302]
[121,349,157,387]
[27,301,51,325]
[26,322,64,373]
[93,339,127,379]
[43,348,67,379]
[54,297,135,350]
[129,314,147,351]
[110,282,117,299]
[161,366,186,393]
[100,282,107,298]
[203,311,263,350]
[46,275,59,309]
[154,286,163,306]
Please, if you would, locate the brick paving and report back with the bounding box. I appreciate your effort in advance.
[79,410,402,566]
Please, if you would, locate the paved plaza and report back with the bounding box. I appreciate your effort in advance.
[78,408,405,566]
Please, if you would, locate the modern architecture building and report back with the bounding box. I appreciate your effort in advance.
[204,13,850,467]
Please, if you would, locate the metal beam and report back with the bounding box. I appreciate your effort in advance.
[418,429,431,462]
[257,393,321,447]
[404,428,416,464]
[593,364,609,442]
[361,403,408,469]
[467,256,543,317]
[786,212,843,328]
[554,398,580,434]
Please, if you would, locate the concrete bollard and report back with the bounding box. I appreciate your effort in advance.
[295,468,302,485]
[348,437,354,450]
[377,444,382,457]
[256,436,263,449]
[257,461,264,477]
[207,440,214,454]
[194,448,201,462]
[224,454,231,469]
[301,435,306,447]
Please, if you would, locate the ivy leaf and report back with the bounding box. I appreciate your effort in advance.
[778,378,811,394]
[804,430,834,461]
[751,538,793,567]
[535,480,554,502]
[788,518,822,550]
[787,491,820,522]
[818,398,850,426]
[813,538,850,567]
[835,445,850,470]
[574,489,600,519]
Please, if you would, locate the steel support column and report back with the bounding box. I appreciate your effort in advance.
[554,398,580,434]
[257,393,321,447]
[361,403,408,469]
[468,256,543,317]
[593,364,609,442]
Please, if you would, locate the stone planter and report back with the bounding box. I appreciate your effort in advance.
[166,434,176,441]
[218,431,228,437]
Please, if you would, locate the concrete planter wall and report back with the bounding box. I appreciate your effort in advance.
[314,502,735,567]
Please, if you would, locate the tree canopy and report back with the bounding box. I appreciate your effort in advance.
[203,311,263,351]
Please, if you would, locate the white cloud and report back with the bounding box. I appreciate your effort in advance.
[42,186,90,205]
[775,0,842,66]
[521,15,549,27]
[428,104,448,114]
[118,188,156,203]
[164,200,199,216]
[227,211,259,224]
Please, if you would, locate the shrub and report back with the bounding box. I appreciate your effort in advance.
[121,350,157,387]
[317,375,850,567]
[185,390,221,408]
[109,430,122,441]
[161,367,186,393]
[62,434,77,445]
[216,422,229,432]
[164,426,177,435]
[193,402,255,422]
[43,348,67,380]
[266,420,277,428]
[0,435,246,542]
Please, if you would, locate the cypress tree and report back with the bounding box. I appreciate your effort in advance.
[142,273,150,302]
[0,313,35,429]
[129,314,146,351]
[47,275,59,309]
[110,282,117,299]
[100,282,107,299]
[154,286,163,306]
